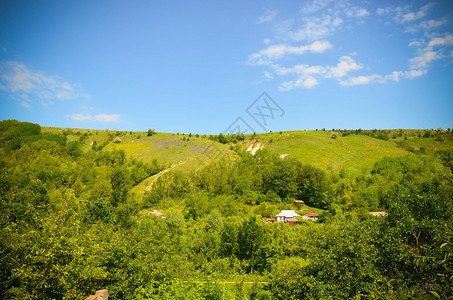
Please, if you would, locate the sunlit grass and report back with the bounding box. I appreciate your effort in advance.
[250,130,408,173]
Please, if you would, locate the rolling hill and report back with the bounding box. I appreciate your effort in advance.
[41,126,452,190]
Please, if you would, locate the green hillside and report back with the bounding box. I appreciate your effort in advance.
[41,127,453,182]
[42,127,415,178]
[42,127,236,172]
[245,130,409,173]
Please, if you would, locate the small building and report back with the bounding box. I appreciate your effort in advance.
[293,200,305,205]
[151,209,166,218]
[275,210,301,222]
[302,211,319,221]
[286,218,299,226]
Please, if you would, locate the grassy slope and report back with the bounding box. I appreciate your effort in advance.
[106,133,236,197]
[394,135,453,155]
[42,127,235,171]
[250,131,409,173]
[41,126,453,208]
[42,127,414,175]
[45,126,453,181]
[42,127,236,200]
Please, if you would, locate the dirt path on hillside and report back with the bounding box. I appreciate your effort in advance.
[145,159,191,191]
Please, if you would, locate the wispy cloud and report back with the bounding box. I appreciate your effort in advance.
[249,1,451,91]
[376,3,434,23]
[409,51,438,69]
[280,76,319,91]
[274,56,364,91]
[248,40,332,65]
[427,34,453,48]
[0,61,88,106]
[301,0,334,15]
[340,69,427,86]
[340,74,381,86]
[346,7,370,18]
[263,51,430,91]
[377,2,446,33]
[409,34,453,69]
[330,35,446,87]
[19,101,31,109]
[283,0,370,42]
[257,8,277,24]
[69,113,120,123]
[288,15,343,41]
[396,3,435,23]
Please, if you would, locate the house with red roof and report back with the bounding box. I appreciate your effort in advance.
[302,211,319,221]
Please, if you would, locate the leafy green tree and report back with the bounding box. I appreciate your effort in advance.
[110,167,131,206]
[147,128,155,136]
[237,217,264,274]
[218,133,227,144]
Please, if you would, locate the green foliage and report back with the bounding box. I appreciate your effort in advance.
[147,128,156,136]
[435,149,453,172]
[1,121,452,299]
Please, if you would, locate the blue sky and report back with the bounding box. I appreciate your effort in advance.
[0,0,452,134]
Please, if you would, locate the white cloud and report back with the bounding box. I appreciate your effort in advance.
[390,2,435,24]
[379,3,448,34]
[340,74,380,86]
[69,113,120,123]
[385,71,404,82]
[288,15,342,41]
[408,40,423,47]
[309,40,333,52]
[405,69,427,78]
[0,61,88,106]
[407,34,453,70]
[399,3,434,23]
[428,34,453,48]
[327,56,362,78]
[248,40,332,64]
[340,69,427,86]
[279,76,318,91]
[275,56,362,90]
[257,9,276,24]
[264,38,271,45]
[346,7,370,18]
[279,81,293,91]
[302,76,318,88]
[286,0,370,41]
[410,51,438,69]
[301,0,334,15]
[248,1,451,90]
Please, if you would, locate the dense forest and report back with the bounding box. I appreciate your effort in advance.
[0,120,452,299]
